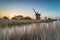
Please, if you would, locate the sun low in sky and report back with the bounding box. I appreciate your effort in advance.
[0,0,60,19]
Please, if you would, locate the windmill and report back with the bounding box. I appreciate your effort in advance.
[33,8,41,20]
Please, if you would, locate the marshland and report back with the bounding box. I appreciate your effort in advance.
[0,20,60,40]
[0,0,60,40]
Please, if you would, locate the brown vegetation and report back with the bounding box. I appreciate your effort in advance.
[2,16,9,20]
[0,15,32,20]
[0,21,60,40]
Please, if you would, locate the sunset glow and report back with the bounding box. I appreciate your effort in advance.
[0,0,60,19]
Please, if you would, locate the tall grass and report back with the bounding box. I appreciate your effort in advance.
[0,20,37,27]
[0,20,60,40]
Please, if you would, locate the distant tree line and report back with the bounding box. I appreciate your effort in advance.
[0,15,53,21]
[0,15,32,20]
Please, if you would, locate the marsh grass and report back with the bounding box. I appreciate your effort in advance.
[0,20,60,40]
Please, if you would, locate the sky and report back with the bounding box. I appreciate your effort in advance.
[0,0,60,19]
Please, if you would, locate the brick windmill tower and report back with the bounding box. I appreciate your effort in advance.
[33,8,41,20]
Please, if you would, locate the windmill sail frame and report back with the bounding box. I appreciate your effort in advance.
[33,8,41,20]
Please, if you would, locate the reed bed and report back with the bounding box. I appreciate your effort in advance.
[0,20,35,27]
[0,20,60,40]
